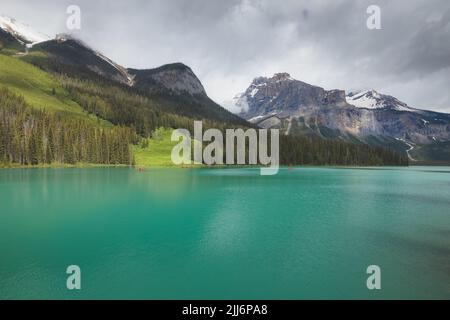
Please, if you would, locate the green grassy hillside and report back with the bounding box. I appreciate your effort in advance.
[0,54,109,126]
[133,128,202,167]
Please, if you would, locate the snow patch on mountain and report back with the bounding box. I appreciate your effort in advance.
[248,115,265,122]
[346,90,382,109]
[346,90,415,112]
[0,15,51,46]
[250,88,259,98]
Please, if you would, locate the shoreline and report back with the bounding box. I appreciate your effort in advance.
[3,163,449,170]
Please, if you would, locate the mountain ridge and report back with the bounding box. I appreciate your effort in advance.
[0,17,248,127]
[231,73,450,162]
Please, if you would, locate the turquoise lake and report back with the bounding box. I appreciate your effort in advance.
[0,167,449,299]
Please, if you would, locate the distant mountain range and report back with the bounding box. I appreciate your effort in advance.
[229,73,450,162]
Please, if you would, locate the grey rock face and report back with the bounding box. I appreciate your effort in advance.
[129,63,206,96]
[238,73,352,121]
[149,67,205,95]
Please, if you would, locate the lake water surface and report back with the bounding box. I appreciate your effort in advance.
[0,167,449,299]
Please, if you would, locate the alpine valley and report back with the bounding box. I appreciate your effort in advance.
[0,15,437,167]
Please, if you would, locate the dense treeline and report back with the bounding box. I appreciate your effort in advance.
[0,88,136,165]
[59,76,247,138]
[279,135,408,166]
[0,85,408,167]
[24,51,248,127]
[199,134,408,166]
[54,75,408,167]
[60,75,191,136]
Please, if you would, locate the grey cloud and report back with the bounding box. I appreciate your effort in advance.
[1,0,449,112]
[399,9,450,76]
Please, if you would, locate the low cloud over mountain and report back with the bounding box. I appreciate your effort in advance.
[1,0,449,112]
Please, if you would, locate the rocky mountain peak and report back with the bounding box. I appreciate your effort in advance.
[230,73,349,119]
[227,74,450,158]
[129,63,206,96]
[272,72,294,81]
[250,72,294,86]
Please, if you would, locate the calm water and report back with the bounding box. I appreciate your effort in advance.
[0,167,449,300]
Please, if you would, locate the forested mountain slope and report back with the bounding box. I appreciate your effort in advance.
[0,16,408,167]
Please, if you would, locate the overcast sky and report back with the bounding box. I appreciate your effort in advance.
[2,0,450,112]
